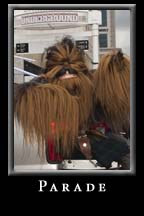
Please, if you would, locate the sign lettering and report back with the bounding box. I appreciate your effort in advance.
[21,13,78,25]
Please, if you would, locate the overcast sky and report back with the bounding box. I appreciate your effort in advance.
[115,10,130,56]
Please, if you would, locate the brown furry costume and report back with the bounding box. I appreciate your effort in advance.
[14,37,95,158]
[14,38,130,169]
[93,50,130,135]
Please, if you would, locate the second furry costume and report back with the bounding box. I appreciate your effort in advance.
[93,50,130,136]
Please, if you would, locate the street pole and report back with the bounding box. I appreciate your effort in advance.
[88,10,102,70]
[91,23,99,69]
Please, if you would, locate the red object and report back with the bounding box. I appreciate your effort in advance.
[47,137,63,161]
[47,122,63,162]
[89,121,111,133]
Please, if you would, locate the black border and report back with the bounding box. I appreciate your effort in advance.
[8,5,136,193]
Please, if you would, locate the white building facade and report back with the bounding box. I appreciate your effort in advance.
[14,10,115,82]
[14,9,101,80]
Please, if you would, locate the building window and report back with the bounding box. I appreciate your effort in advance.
[100,10,107,27]
[99,34,108,48]
[99,28,108,32]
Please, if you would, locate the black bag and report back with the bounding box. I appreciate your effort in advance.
[89,133,130,169]
[70,132,130,169]
[45,130,130,169]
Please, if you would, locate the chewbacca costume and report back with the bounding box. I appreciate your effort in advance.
[14,37,130,169]
[93,50,130,136]
[92,49,130,169]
